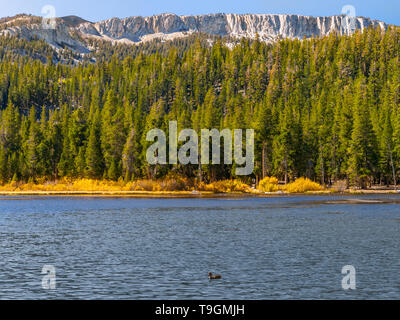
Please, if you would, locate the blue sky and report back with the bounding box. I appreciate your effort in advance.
[1,0,399,25]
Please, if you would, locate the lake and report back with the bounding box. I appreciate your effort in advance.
[0,195,399,300]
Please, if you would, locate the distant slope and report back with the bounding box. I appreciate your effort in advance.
[60,15,90,27]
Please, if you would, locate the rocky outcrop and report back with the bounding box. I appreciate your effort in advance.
[0,13,389,52]
[77,13,387,43]
[0,16,89,53]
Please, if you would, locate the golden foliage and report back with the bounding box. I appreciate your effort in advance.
[258,177,279,192]
[282,178,325,193]
[198,180,250,193]
[0,177,325,194]
[0,178,193,192]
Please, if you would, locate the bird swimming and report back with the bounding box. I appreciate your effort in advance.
[208,272,222,280]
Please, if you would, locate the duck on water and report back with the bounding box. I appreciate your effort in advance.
[209,272,222,280]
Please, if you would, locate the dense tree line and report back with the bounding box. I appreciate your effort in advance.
[0,26,400,187]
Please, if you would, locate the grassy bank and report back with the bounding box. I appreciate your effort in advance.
[0,178,250,195]
[1,177,398,196]
[0,177,328,195]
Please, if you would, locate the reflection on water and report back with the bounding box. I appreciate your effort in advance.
[0,194,399,300]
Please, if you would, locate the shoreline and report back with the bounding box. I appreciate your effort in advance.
[1,189,400,197]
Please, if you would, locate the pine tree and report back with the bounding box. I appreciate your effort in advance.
[86,110,104,179]
[25,107,41,179]
[122,128,139,181]
[348,78,378,187]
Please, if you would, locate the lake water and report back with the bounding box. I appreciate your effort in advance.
[0,195,399,300]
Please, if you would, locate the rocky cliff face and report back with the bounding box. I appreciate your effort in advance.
[77,13,387,43]
[0,15,89,53]
[0,13,389,52]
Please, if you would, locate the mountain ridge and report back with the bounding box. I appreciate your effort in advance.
[0,13,390,53]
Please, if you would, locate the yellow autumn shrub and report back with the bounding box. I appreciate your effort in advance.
[1,178,131,192]
[198,180,250,193]
[282,177,325,193]
[0,178,250,193]
[258,177,279,192]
